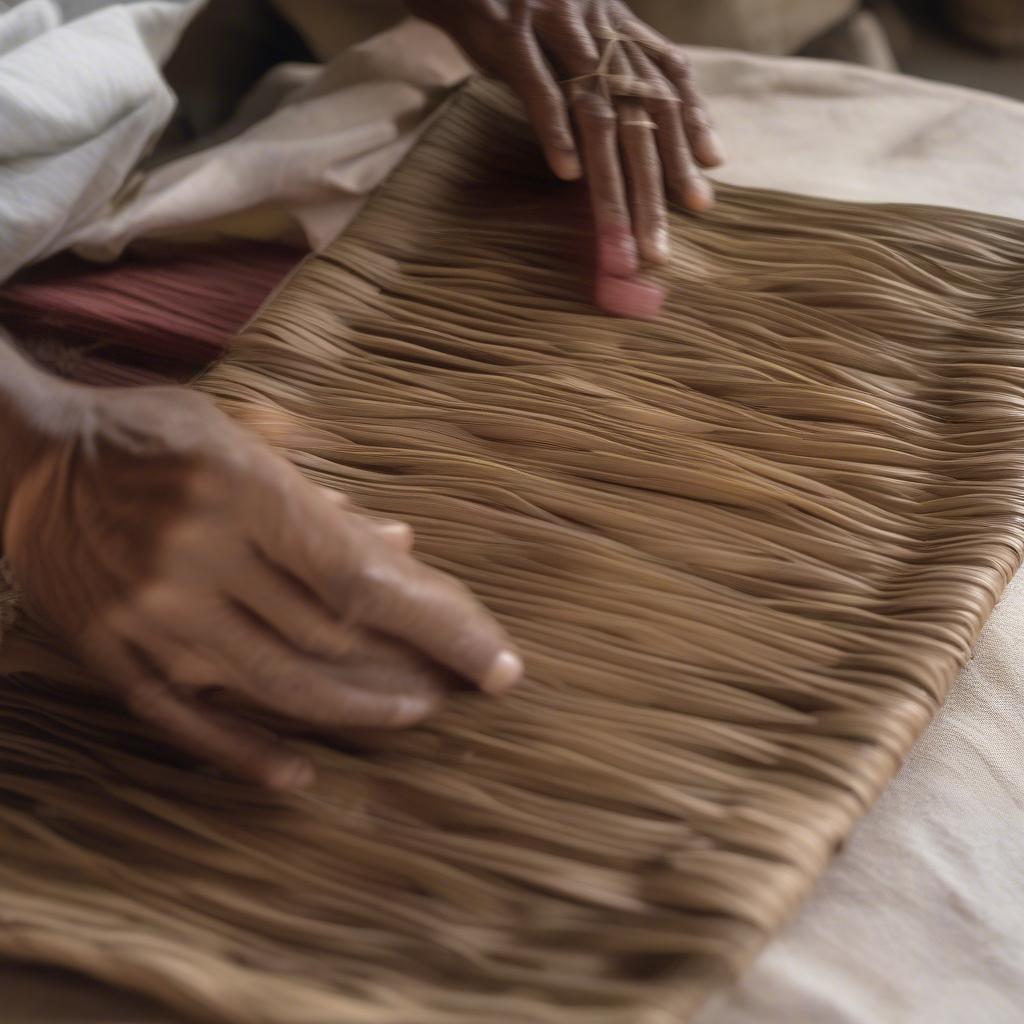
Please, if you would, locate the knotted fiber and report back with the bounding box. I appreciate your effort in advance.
[3,78,1024,1022]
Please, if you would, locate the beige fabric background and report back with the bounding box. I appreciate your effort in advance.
[275,0,857,60]
[689,49,1024,1024]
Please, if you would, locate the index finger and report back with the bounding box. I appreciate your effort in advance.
[570,88,636,279]
[254,481,523,695]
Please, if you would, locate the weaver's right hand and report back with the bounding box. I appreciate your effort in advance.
[1,380,523,791]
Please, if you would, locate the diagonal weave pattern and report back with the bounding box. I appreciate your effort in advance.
[3,79,1024,1022]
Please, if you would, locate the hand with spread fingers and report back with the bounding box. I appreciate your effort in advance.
[407,0,725,318]
[1,345,523,791]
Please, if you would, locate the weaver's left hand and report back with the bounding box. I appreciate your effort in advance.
[407,0,725,318]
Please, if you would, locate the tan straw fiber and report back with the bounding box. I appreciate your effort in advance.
[3,79,1024,1022]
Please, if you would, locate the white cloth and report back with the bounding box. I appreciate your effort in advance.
[0,0,203,282]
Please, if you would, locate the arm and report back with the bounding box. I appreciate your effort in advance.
[0,332,84,536]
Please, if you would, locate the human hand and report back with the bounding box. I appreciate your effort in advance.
[407,0,724,317]
[2,383,522,790]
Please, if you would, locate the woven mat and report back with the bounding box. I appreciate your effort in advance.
[3,79,1024,1023]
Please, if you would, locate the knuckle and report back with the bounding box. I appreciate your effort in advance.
[298,616,354,660]
[133,581,179,619]
[124,680,172,722]
[255,758,299,792]
[167,653,221,690]
[318,486,350,508]
[95,601,135,638]
[248,657,292,703]
[550,9,598,56]
[181,457,232,511]
[574,92,616,129]
[666,167,691,195]
[665,51,692,80]
[427,563,475,608]
[161,516,210,556]
[536,80,567,113]
[648,94,677,118]
[380,693,444,731]
[351,549,390,595]
[683,106,712,131]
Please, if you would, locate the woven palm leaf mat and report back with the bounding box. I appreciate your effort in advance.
[4,78,1024,1023]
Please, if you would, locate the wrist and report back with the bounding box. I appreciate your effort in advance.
[0,336,89,545]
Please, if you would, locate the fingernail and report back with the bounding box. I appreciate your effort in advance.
[392,694,439,728]
[701,129,726,167]
[376,520,413,545]
[482,649,524,695]
[595,275,666,320]
[650,226,671,262]
[684,176,714,213]
[274,758,315,791]
[322,488,349,507]
[550,149,583,181]
[598,226,638,277]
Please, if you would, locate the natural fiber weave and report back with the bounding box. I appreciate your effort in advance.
[3,78,1024,1022]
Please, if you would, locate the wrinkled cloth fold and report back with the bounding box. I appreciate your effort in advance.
[0,1,470,278]
[0,0,203,281]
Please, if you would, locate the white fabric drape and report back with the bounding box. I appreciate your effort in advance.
[0,0,469,280]
[0,0,203,281]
